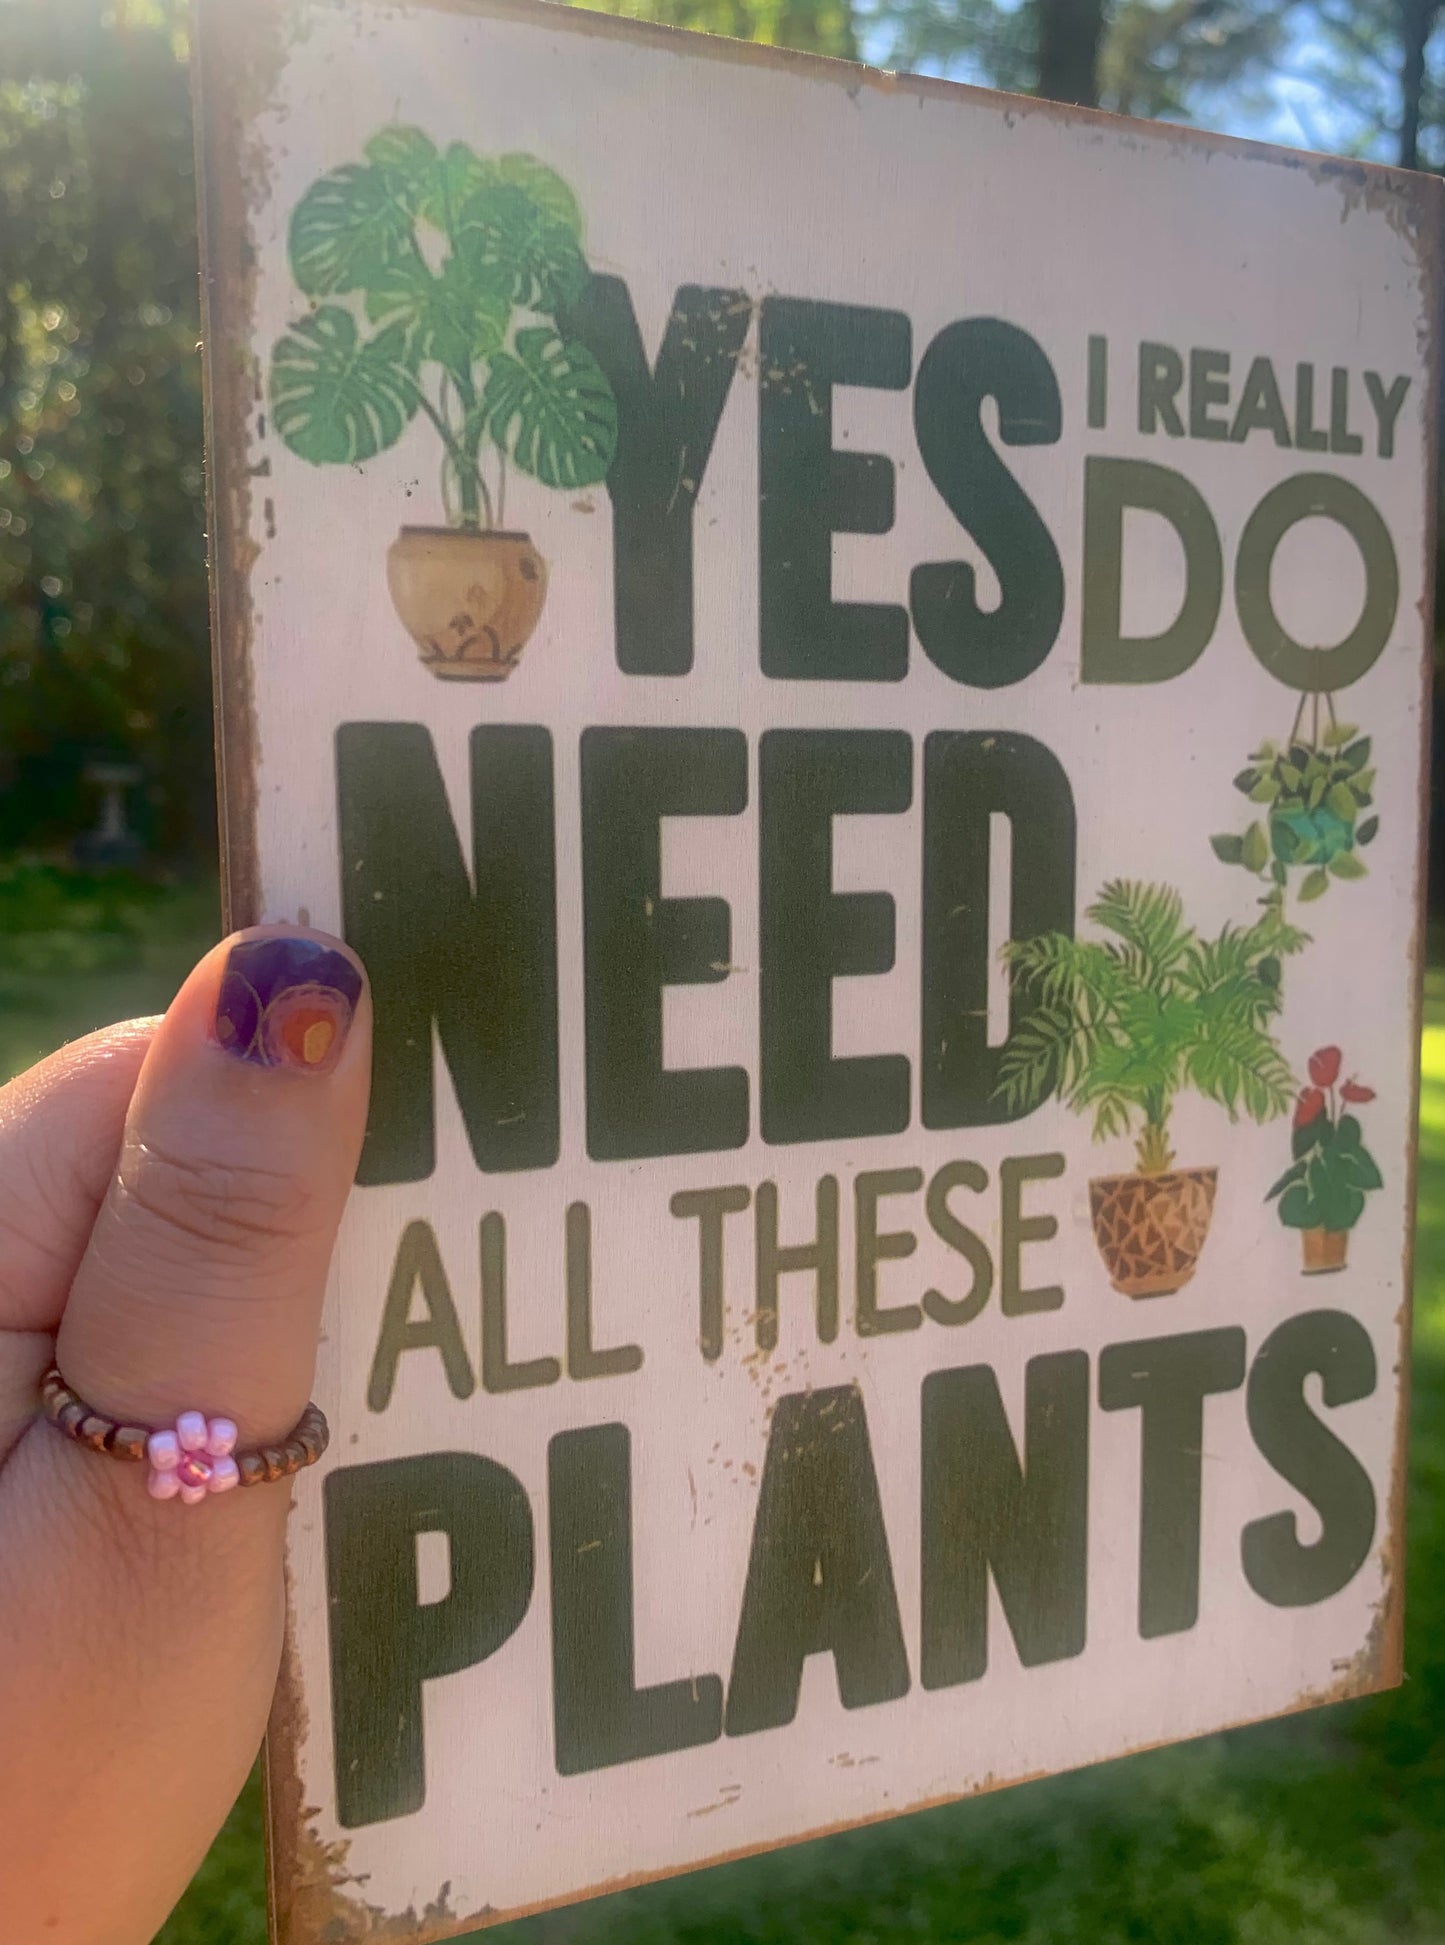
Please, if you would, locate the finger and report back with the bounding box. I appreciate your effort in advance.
[0,1021,156,1464]
[56,925,370,1446]
[0,1018,157,1331]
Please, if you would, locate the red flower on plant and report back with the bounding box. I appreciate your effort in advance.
[1341,1080,1376,1104]
[1295,1087,1326,1128]
[1308,1046,1342,1089]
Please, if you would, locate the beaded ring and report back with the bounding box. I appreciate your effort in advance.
[39,1365,328,1505]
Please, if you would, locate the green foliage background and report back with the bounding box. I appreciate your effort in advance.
[0,0,210,856]
[3,0,1441,863]
[5,5,1445,1934]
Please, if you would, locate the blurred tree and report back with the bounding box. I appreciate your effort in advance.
[868,0,1297,115]
[1039,0,1105,103]
[577,0,857,57]
[1305,0,1445,167]
[0,0,210,858]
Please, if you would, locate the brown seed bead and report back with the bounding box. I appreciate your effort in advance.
[41,1371,68,1409]
[57,1400,90,1438]
[238,1452,268,1488]
[108,1426,150,1463]
[296,1424,324,1464]
[43,1386,77,1424]
[77,1414,113,1452]
[260,1446,286,1483]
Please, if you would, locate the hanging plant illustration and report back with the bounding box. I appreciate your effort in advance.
[1267,1045,1383,1274]
[1211,692,1378,906]
[998,881,1307,1298]
[269,126,618,681]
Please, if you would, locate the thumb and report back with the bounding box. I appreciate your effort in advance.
[54,926,370,1451]
[0,931,370,1945]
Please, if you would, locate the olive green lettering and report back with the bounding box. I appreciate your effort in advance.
[1081,457,1223,684]
[1189,348,1230,441]
[565,1202,643,1382]
[367,1220,475,1413]
[923,1160,993,1325]
[1294,363,1328,451]
[480,1211,560,1395]
[755,1175,840,1352]
[671,1184,751,1363]
[1236,474,1398,692]
[1364,370,1410,458]
[1138,342,1184,436]
[999,1152,1065,1315]
[1229,356,1292,447]
[855,1167,923,1337]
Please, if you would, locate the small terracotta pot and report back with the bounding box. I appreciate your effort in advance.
[1301,1226,1349,1274]
[1088,1167,1219,1298]
[386,527,548,681]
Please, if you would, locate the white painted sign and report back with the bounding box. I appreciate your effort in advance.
[193,3,1439,1938]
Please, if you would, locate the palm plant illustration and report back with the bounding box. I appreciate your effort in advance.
[269,126,617,527]
[998,881,1307,1175]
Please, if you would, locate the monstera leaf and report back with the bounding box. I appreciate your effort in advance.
[484,327,616,488]
[365,254,510,371]
[456,183,588,315]
[364,125,443,214]
[492,154,583,238]
[270,309,418,464]
[366,128,584,244]
[289,163,413,296]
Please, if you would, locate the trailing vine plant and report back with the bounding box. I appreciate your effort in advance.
[1211,689,1378,908]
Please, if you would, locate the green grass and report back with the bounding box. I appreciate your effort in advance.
[8,877,1445,1945]
[0,861,219,1080]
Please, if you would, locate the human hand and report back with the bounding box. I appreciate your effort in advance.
[0,928,371,1945]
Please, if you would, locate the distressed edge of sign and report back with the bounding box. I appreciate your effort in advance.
[185,2,1445,1938]
[265,1602,501,1941]
[191,0,271,930]
[1373,159,1445,1704]
[264,1681,1417,1945]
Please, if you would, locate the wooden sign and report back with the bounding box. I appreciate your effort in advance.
[193,3,1440,1937]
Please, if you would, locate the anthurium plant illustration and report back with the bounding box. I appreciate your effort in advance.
[998,881,1308,1297]
[1266,1045,1384,1274]
[1211,693,1378,906]
[269,125,618,680]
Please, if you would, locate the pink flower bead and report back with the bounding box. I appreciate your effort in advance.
[146,1414,242,1504]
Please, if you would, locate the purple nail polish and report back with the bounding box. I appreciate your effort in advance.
[213,937,363,1074]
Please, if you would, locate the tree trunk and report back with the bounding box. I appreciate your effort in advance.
[1036,0,1106,107]
[1399,0,1439,169]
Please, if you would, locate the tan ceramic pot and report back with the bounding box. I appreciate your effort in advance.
[1088,1167,1219,1298]
[386,527,548,681]
[1302,1226,1349,1274]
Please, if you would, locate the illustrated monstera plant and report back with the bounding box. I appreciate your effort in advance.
[1211,696,1378,906]
[998,880,1307,1298]
[269,126,618,681]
